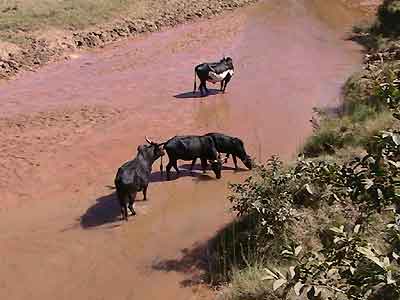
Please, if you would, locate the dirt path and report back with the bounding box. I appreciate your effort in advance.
[0,1,374,299]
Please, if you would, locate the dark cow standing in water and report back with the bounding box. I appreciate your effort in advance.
[193,57,234,96]
[163,135,226,180]
[114,137,165,221]
[192,133,252,170]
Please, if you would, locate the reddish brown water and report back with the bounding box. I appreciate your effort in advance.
[0,1,372,299]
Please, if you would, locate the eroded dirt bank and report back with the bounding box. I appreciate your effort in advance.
[0,1,376,299]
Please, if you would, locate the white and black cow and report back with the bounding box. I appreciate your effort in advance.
[193,57,234,96]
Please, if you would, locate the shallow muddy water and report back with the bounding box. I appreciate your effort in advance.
[0,1,372,299]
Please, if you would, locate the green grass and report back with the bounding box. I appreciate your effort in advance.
[219,263,280,300]
[302,59,400,157]
[303,109,394,157]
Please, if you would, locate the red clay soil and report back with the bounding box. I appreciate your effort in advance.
[0,1,377,300]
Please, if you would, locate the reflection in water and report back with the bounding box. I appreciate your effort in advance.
[194,96,231,130]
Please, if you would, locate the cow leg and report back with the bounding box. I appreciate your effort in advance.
[128,192,137,216]
[173,161,180,174]
[232,155,239,170]
[121,198,129,221]
[120,203,128,221]
[204,82,209,94]
[201,158,208,173]
[190,158,197,173]
[223,75,231,93]
[220,81,224,92]
[199,81,206,96]
[143,185,148,201]
[118,191,129,221]
[123,204,129,221]
[166,161,173,180]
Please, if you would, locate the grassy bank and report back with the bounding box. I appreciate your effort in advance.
[0,0,138,33]
[206,1,400,299]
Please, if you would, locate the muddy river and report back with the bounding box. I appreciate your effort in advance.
[0,1,371,299]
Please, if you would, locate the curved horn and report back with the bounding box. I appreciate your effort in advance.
[145,136,153,144]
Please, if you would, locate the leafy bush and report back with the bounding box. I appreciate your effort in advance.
[228,156,346,244]
[377,0,400,36]
[264,225,400,300]
[212,124,400,299]
[209,157,346,283]
[229,156,294,239]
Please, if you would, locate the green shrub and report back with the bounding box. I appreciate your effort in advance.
[377,0,400,36]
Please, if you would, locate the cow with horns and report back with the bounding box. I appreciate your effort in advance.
[193,56,234,96]
[162,135,227,180]
[114,137,165,220]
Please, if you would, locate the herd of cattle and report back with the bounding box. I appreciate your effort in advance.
[115,57,246,221]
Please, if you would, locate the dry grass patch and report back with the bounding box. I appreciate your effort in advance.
[0,0,152,39]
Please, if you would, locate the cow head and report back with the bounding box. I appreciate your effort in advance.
[222,56,233,69]
[144,137,165,160]
[242,155,253,170]
[208,157,228,179]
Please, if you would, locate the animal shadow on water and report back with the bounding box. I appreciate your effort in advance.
[80,192,123,229]
[149,170,196,182]
[174,88,221,99]
[151,221,240,287]
[180,163,249,174]
[149,165,218,182]
[152,241,211,287]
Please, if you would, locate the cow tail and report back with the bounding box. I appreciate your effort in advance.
[193,68,197,93]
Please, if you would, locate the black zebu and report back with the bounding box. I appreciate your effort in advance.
[193,57,234,96]
[114,137,164,221]
[163,135,226,180]
[198,132,252,170]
